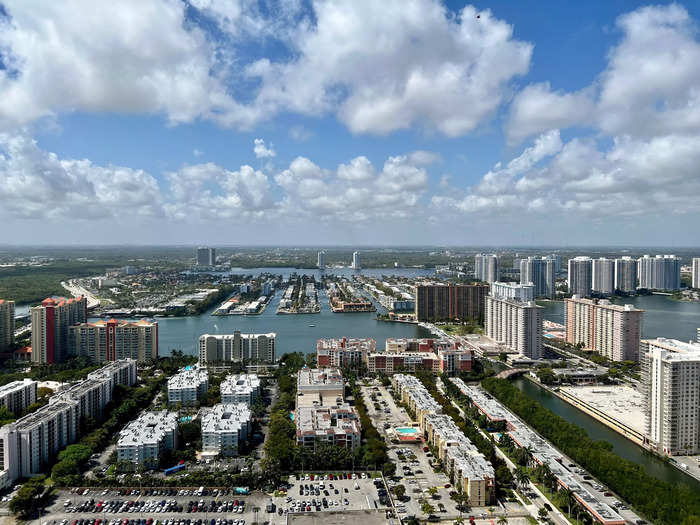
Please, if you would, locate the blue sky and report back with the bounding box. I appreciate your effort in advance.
[1,1,700,246]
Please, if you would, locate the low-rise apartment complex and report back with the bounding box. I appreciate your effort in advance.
[294,368,361,450]
[317,337,472,375]
[316,337,376,368]
[423,414,495,506]
[296,368,345,407]
[295,404,361,450]
[201,403,252,457]
[220,374,260,406]
[391,374,495,505]
[391,374,442,428]
[167,367,209,406]
[117,410,179,467]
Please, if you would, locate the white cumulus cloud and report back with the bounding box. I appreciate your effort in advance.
[253,138,276,158]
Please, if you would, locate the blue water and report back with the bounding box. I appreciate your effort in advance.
[396,427,419,434]
[539,294,700,342]
[92,268,433,356]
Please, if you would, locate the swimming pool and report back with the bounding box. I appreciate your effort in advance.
[395,427,419,434]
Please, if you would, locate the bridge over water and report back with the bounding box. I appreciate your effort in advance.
[495,368,529,379]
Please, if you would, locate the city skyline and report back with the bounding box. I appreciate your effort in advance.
[1,1,700,245]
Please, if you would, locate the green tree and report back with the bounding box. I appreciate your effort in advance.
[9,475,48,518]
[514,467,530,490]
[559,488,575,517]
[392,484,406,500]
[421,502,435,515]
[538,507,549,521]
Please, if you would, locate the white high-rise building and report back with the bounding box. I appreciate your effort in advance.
[0,380,37,416]
[489,282,535,302]
[568,257,593,297]
[641,338,700,455]
[545,254,562,273]
[614,257,638,293]
[196,247,216,266]
[0,300,14,352]
[474,254,499,284]
[592,258,614,296]
[351,251,361,270]
[0,360,136,485]
[317,251,326,270]
[198,332,276,365]
[638,254,681,291]
[485,296,542,359]
[520,257,555,298]
[692,258,700,289]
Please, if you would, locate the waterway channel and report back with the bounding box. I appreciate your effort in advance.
[91,267,434,356]
[511,377,700,490]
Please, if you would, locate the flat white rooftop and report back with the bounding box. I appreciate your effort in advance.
[560,385,645,434]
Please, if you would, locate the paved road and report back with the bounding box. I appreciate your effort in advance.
[62,280,101,308]
[435,378,572,525]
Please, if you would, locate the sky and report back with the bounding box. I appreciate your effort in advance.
[1,0,700,246]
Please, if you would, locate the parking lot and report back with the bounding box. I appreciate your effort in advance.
[42,475,391,525]
[272,473,392,516]
[43,488,276,525]
[360,385,458,521]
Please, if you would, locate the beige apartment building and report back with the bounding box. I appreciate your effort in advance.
[565,296,643,361]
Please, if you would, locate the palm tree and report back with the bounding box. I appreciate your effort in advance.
[560,488,575,516]
[514,467,530,490]
[497,516,508,525]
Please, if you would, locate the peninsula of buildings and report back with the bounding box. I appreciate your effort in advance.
[276,275,321,314]
[326,277,375,313]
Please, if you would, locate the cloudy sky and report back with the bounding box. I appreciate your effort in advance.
[1,0,699,246]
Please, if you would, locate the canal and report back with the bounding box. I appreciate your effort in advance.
[91,267,434,356]
[511,377,700,490]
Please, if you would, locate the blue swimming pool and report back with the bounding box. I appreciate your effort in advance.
[396,427,418,434]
